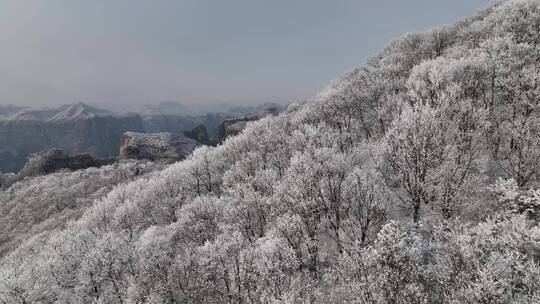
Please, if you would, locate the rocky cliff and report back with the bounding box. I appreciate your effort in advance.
[18,149,115,178]
[119,132,200,162]
[214,102,285,144]
[2,149,115,187]
[183,124,209,145]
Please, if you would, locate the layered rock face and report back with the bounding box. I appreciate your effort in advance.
[119,132,200,161]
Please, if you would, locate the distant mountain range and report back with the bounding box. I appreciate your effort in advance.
[134,101,257,117]
[0,102,115,122]
[0,101,283,122]
[0,102,285,172]
[0,105,29,120]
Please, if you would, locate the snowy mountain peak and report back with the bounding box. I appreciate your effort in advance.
[48,103,114,122]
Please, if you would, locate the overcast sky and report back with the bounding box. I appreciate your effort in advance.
[0,0,489,110]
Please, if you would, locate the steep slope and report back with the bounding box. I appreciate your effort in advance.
[2,1,540,303]
[0,160,166,256]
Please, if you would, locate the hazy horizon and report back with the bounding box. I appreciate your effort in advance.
[1,100,283,114]
[1,0,488,111]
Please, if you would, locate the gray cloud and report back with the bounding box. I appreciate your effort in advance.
[0,0,489,110]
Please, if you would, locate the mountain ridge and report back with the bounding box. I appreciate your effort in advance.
[3,1,540,303]
[0,102,285,172]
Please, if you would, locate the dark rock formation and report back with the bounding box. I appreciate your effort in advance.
[214,118,254,144]
[119,132,200,162]
[17,149,115,177]
[0,149,116,187]
[0,173,14,190]
[213,103,285,144]
[183,124,209,145]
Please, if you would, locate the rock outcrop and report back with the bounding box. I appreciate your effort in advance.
[119,132,200,162]
[213,103,285,144]
[183,124,209,145]
[215,118,252,144]
[0,173,14,189]
[18,149,115,177]
[1,149,116,187]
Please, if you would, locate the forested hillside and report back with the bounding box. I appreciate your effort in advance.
[0,161,166,257]
[2,1,540,303]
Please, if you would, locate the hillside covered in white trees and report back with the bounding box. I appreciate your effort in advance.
[2,1,540,303]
